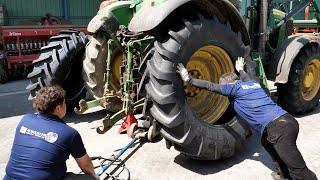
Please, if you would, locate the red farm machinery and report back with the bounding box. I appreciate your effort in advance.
[0,25,87,83]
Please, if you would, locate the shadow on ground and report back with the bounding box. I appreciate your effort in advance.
[0,79,111,122]
[64,109,109,124]
[0,92,33,119]
[0,80,34,118]
[173,132,275,175]
[294,103,320,118]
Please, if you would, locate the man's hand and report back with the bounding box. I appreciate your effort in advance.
[177,63,191,82]
[235,57,245,72]
[75,154,98,179]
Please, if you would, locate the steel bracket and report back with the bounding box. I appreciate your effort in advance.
[74,98,102,115]
[96,98,145,134]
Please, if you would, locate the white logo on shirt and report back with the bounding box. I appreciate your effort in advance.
[241,83,261,90]
[45,132,59,143]
[19,126,58,143]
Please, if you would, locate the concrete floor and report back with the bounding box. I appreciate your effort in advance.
[0,80,319,180]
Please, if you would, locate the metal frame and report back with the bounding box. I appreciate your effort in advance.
[78,0,320,134]
[76,34,154,133]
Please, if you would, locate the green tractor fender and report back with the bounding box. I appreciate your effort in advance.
[87,1,134,33]
[128,0,250,45]
[87,11,108,33]
[128,0,188,32]
[269,35,318,84]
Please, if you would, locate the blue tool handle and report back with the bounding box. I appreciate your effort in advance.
[96,138,138,176]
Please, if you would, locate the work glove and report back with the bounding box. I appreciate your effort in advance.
[235,57,245,72]
[177,63,191,82]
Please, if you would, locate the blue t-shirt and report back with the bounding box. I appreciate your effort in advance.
[220,80,287,135]
[4,113,86,180]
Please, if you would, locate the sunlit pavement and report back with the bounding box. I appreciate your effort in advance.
[1,80,319,180]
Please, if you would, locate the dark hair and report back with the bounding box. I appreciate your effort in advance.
[219,72,239,84]
[33,86,66,114]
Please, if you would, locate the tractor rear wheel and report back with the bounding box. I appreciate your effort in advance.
[143,14,257,160]
[82,31,123,112]
[27,30,87,109]
[278,44,320,114]
[0,60,9,83]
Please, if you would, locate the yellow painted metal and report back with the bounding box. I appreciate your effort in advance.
[302,58,320,101]
[110,51,123,91]
[185,45,234,124]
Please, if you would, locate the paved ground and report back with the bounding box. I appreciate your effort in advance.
[0,80,319,180]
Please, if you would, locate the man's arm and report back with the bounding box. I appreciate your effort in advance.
[189,78,222,93]
[239,70,250,82]
[177,63,238,97]
[75,154,98,179]
[176,63,222,93]
[70,132,99,179]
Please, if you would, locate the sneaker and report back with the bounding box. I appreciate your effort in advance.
[271,171,290,180]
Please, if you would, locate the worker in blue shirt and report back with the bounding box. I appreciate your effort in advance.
[177,57,317,180]
[4,86,99,180]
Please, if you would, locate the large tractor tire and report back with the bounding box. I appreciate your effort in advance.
[278,44,320,114]
[27,30,87,109]
[82,31,123,112]
[0,70,9,83]
[0,60,9,84]
[143,14,257,160]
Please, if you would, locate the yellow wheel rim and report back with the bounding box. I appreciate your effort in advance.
[185,45,234,125]
[301,58,320,101]
[110,51,123,91]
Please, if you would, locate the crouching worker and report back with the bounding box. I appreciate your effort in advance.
[177,57,317,180]
[4,86,99,180]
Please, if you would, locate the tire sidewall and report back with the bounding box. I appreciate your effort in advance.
[147,16,254,159]
[296,52,320,109]
[171,21,247,129]
[278,45,320,113]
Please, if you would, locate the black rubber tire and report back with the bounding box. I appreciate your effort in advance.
[0,62,9,84]
[82,31,107,98]
[27,29,88,109]
[277,44,320,114]
[0,71,9,83]
[82,31,122,112]
[143,14,257,160]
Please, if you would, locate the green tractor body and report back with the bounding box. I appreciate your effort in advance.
[27,0,320,160]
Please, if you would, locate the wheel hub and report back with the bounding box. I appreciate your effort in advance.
[110,51,123,91]
[185,45,234,125]
[303,71,314,88]
[302,59,320,101]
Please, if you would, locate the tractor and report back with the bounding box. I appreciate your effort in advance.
[27,0,320,160]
